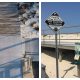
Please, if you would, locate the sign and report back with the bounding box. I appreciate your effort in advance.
[45,12,64,30]
[74,43,80,60]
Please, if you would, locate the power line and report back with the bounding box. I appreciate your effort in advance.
[42,31,80,35]
[42,25,80,32]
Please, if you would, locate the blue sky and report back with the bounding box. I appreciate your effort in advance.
[41,2,80,34]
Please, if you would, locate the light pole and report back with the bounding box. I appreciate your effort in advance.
[45,12,64,78]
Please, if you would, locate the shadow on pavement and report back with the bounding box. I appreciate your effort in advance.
[61,66,75,78]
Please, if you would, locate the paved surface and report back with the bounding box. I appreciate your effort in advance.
[41,49,79,78]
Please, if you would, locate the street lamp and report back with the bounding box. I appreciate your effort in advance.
[45,12,64,78]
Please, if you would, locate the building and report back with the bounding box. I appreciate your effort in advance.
[0,2,39,78]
